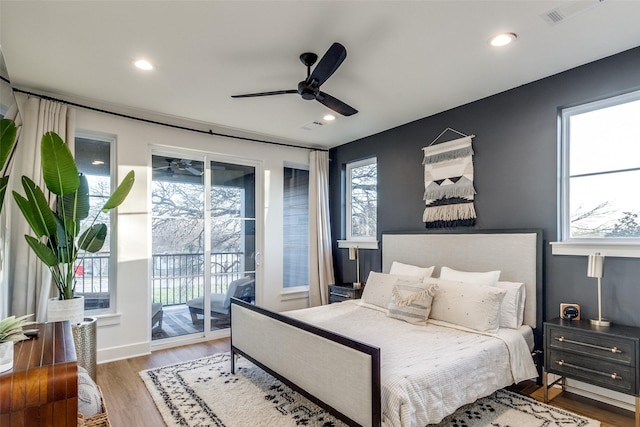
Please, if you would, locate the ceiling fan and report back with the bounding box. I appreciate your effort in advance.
[154,158,203,176]
[231,42,358,116]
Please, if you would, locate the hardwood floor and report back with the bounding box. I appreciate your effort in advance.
[96,339,230,427]
[97,338,636,427]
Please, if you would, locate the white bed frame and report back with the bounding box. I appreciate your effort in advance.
[230,230,543,427]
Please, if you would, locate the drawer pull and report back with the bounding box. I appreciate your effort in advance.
[329,292,351,298]
[555,336,623,354]
[555,360,622,381]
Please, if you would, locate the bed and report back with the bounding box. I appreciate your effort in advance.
[230,230,543,426]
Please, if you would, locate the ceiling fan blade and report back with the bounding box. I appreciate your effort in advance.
[308,42,347,87]
[185,166,203,176]
[231,89,297,98]
[316,91,358,116]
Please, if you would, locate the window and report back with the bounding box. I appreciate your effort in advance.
[283,166,309,289]
[560,90,640,241]
[74,133,115,311]
[346,157,377,241]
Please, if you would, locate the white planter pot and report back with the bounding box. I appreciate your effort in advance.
[0,341,14,373]
[48,296,85,325]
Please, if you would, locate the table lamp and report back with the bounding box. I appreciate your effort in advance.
[349,246,361,289]
[587,253,609,327]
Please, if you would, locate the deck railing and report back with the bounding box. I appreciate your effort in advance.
[75,252,247,308]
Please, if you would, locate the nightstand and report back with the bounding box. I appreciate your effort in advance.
[328,284,364,303]
[543,318,640,427]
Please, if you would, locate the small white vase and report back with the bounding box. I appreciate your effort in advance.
[48,296,85,325]
[0,341,14,373]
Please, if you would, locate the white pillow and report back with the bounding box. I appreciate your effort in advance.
[387,282,438,325]
[429,278,506,333]
[495,281,526,329]
[77,366,103,418]
[361,271,423,309]
[439,266,501,286]
[389,261,435,280]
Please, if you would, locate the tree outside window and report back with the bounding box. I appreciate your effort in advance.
[346,158,377,241]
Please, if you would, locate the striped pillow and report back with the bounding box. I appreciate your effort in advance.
[387,282,438,325]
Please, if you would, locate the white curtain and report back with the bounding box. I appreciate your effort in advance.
[308,150,334,306]
[1,93,75,321]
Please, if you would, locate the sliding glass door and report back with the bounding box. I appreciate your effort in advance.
[151,154,256,342]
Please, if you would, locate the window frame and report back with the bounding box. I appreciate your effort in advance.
[74,129,118,314]
[553,89,640,258]
[344,157,377,245]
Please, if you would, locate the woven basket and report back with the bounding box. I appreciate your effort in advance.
[77,385,111,427]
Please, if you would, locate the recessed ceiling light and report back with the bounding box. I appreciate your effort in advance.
[490,33,517,47]
[323,114,336,121]
[91,160,105,165]
[134,59,154,70]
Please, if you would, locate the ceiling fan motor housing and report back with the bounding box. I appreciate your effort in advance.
[298,80,319,100]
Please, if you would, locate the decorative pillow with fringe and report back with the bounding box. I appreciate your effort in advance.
[387,282,439,325]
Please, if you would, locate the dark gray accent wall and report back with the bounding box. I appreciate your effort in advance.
[329,46,640,327]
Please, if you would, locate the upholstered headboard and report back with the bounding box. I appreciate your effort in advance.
[381,230,542,329]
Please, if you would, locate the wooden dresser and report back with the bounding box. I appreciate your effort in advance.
[0,321,78,426]
[544,318,640,427]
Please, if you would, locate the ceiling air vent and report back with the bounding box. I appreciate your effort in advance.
[300,121,324,131]
[541,0,605,25]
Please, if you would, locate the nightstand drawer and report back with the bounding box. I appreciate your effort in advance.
[547,326,635,366]
[547,348,636,395]
[328,284,363,303]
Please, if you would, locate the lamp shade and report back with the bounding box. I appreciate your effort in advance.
[587,253,604,279]
[348,247,357,260]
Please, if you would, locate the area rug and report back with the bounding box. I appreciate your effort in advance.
[139,353,600,427]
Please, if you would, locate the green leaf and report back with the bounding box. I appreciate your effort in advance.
[0,314,35,343]
[24,235,59,267]
[0,119,17,214]
[102,170,135,211]
[58,173,90,220]
[0,118,17,170]
[0,176,8,213]
[78,224,107,253]
[53,214,76,263]
[12,177,57,238]
[40,132,79,196]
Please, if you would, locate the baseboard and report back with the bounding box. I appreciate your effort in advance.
[549,375,636,412]
[97,340,151,364]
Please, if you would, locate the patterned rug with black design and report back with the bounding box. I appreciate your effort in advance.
[139,353,600,427]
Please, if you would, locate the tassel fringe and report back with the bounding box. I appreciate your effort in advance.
[423,181,476,201]
[422,203,476,223]
[392,284,438,307]
[423,146,474,165]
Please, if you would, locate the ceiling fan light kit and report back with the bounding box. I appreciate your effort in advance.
[232,42,358,116]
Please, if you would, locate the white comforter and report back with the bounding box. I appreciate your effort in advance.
[285,300,538,427]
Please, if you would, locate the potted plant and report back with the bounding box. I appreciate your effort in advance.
[0,314,34,372]
[12,131,135,324]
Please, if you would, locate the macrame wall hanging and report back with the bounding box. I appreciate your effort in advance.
[422,128,476,228]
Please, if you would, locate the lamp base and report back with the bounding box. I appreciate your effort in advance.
[590,318,611,327]
[353,282,362,289]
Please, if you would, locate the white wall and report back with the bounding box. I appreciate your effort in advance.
[74,108,312,363]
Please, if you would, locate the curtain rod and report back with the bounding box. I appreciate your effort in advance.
[11,87,327,152]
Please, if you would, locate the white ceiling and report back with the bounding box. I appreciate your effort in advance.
[1,1,639,149]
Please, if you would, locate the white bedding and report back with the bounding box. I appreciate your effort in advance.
[284,300,538,427]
